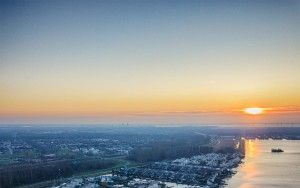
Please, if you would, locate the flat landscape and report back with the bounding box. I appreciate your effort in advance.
[1,1,299,187]
[1,125,299,187]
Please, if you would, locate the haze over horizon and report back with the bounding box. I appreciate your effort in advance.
[1,0,300,124]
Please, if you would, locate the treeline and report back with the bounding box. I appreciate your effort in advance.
[129,135,213,162]
[0,159,116,188]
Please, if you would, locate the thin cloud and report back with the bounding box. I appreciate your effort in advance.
[128,106,300,117]
[266,106,300,113]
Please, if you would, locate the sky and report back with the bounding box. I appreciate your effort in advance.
[0,0,300,125]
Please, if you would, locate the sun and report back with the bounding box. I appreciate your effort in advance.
[244,107,264,115]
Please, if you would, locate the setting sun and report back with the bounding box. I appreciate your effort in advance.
[244,107,264,115]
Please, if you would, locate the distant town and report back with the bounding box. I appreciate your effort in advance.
[0,125,299,187]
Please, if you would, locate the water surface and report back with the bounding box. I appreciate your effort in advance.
[226,139,300,188]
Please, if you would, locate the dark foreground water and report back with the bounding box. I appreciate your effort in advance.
[226,139,300,188]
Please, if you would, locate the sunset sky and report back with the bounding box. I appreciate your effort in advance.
[1,0,300,124]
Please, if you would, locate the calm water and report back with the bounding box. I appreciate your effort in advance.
[226,139,300,188]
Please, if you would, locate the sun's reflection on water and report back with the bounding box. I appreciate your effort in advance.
[246,139,261,158]
[239,140,261,187]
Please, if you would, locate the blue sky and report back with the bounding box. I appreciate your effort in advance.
[1,0,300,124]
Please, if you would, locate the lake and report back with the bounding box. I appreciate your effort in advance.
[226,139,300,188]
